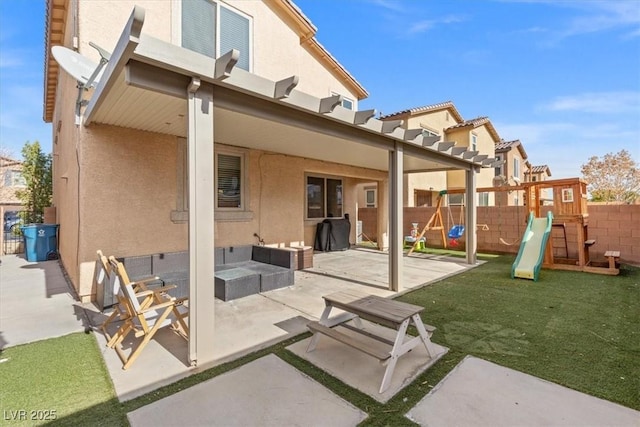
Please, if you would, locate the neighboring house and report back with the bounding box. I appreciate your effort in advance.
[526,164,552,183]
[494,139,528,206]
[0,156,25,208]
[377,102,499,207]
[525,164,553,205]
[44,0,497,364]
[444,116,500,206]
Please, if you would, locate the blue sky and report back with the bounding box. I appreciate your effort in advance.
[1,0,638,179]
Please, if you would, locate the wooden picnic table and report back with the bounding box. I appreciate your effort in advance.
[306,290,438,393]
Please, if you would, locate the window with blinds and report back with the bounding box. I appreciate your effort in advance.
[181,0,251,71]
[217,153,242,209]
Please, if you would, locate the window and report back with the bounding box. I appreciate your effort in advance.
[478,192,489,206]
[216,153,244,209]
[513,157,520,179]
[422,129,439,138]
[414,190,432,207]
[3,170,25,187]
[306,175,343,219]
[471,133,478,151]
[181,0,251,71]
[365,188,377,208]
[494,154,503,176]
[532,176,537,182]
[448,194,464,206]
[331,92,354,110]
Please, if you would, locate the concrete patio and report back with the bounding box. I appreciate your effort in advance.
[3,251,639,426]
[87,247,475,401]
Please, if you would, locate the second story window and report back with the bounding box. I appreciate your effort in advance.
[513,157,520,179]
[181,0,251,71]
[471,133,478,151]
[3,170,26,187]
[422,128,439,138]
[494,154,503,177]
[331,92,355,110]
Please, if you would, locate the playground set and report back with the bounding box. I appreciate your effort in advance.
[406,178,620,279]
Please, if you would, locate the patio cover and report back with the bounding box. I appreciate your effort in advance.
[75,7,499,367]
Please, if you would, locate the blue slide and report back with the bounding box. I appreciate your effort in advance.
[511,211,554,281]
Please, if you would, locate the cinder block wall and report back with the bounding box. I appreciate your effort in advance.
[357,204,640,265]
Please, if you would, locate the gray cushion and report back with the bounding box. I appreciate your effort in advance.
[152,251,189,275]
[224,245,253,263]
[252,245,271,264]
[214,268,260,301]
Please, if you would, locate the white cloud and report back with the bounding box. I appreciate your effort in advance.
[542,91,640,114]
[369,0,405,13]
[407,14,466,35]
[510,0,640,42]
[0,49,24,68]
[494,117,640,178]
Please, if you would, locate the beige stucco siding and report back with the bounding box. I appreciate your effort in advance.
[405,110,458,135]
[65,122,386,299]
[77,1,359,104]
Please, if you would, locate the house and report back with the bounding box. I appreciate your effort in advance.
[44,0,497,365]
[0,156,24,214]
[494,139,528,206]
[526,164,552,183]
[376,102,500,207]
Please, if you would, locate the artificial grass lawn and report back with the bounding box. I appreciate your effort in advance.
[1,256,637,426]
[398,256,640,413]
[0,332,124,426]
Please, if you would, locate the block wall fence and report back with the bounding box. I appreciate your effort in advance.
[357,204,640,265]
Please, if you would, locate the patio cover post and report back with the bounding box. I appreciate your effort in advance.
[465,167,478,265]
[187,78,216,366]
[389,142,403,291]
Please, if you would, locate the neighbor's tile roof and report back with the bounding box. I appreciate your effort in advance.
[495,139,528,159]
[447,116,501,142]
[529,165,551,176]
[379,101,464,122]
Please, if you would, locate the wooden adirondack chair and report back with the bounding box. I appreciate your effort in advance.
[98,250,161,342]
[106,256,189,370]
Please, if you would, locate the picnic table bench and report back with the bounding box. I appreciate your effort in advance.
[306,290,438,393]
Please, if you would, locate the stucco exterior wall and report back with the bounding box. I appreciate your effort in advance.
[77,0,359,104]
[394,110,457,207]
[445,126,495,204]
[66,122,387,299]
[498,148,528,206]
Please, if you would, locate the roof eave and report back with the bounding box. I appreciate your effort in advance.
[43,0,69,123]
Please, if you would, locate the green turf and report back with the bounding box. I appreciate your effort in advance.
[1,256,637,426]
[0,332,124,426]
[397,256,640,413]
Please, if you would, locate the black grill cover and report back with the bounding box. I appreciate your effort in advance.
[314,216,351,251]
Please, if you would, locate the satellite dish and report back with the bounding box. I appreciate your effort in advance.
[52,46,104,88]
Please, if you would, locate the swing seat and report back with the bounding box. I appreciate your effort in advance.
[448,225,465,239]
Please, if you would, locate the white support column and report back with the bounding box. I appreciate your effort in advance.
[465,167,478,265]
[376,179,388,251]
[187,78,216,366]
[389,142,403,292]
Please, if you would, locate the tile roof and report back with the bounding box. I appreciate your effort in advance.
[529,165,551,176]
[379,101,464,122]
[447,116,501,142]
[495,139,528,159]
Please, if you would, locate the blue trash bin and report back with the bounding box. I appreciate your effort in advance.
[21,224,59,262]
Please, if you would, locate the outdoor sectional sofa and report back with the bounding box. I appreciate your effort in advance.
[101,245,295,307]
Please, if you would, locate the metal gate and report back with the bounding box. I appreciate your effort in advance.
[2,210,25,255]
[2,231,24,255]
